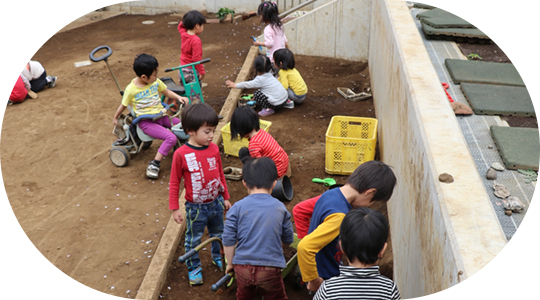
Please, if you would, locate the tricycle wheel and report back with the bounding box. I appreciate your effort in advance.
[110,146,130,167]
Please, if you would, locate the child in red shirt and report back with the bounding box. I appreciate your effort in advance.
[178,10,206,98]
[168,103,231,286]
[230,106,290,178]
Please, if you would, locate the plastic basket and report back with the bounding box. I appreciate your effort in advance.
[221,120,272,156]
[325,116,377,175]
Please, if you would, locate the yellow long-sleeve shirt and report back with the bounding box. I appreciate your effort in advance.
[297,213,345,282]
[277,68,308,96]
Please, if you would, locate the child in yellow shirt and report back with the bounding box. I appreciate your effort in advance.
[273,48,308,105]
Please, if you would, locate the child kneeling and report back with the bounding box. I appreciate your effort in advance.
[222,157,294,300]
[314,207,401,300]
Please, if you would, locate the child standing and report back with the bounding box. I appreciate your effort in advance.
[222,157,294,300]
[273,48,308,104]
[178,10,206,101]
[230,106,290,178]
[112,53,188,179]
[297,160,397,293]
[168,103,231,286]
[253,1,288,65]
[225,56,292,116]
[313,207,401,300]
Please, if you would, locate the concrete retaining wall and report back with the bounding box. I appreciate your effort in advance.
[369,0,507,298]
[106,0,334,15]
[283,0,371,61]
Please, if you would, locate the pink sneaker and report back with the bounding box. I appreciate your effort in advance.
[258,108,275,116]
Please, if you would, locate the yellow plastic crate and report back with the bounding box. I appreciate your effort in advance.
[325,116,377,175]
[221,120,272,157]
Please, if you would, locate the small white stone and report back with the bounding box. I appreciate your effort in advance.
[492,162,505,171]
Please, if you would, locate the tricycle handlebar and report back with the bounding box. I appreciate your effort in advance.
[89,45,113,62]
[165,58,211,72]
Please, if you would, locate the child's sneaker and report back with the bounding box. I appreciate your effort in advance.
[188,266,203,286]
[146,160,160,179]
[258,108,275,116]
[47,76,57,88]
[212,257,223,271]
[283,99,294,109]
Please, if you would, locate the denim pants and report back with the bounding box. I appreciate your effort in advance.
[184,195,224,270]
[234,265,287,300]
[287,88,306,104]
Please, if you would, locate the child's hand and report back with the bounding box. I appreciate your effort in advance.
[223,200,232,211]
[172,209,184,224]
[225,263,234,275]
[198,73,205,81]
[225,80,236,88]
[113,118,119,126]
[178,96,188,105]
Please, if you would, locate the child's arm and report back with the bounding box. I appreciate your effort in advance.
[282,210,294,246]
[169,151,184,224]
[222,207,238,274]
[292,196,320,239]
[112,103,127,126]
[162,89,188,106]
[263,26,275,49]
[297,213,346,283]
[226,76,263,90]
[277,70,289,90]
[216,150,231,210]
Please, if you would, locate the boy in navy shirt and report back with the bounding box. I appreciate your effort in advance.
[222,157,294,300]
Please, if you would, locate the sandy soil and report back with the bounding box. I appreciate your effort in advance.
[2,13,389,299]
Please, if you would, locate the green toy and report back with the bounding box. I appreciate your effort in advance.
[312,178,336,187]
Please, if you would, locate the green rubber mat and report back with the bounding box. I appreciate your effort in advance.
[422,23,488,40]
[490,126,540,171]
[445,59,525,86]
[413,3,436,9]
[461,83,535,117]
[417,8,474,28]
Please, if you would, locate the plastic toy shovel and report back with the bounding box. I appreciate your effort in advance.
[312,178,337,187]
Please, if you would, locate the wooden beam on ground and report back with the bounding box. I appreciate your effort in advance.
[135,190,186,300]
[135,46,259,300]
[213,45,259,147]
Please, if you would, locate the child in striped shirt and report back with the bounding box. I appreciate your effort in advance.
[230,106,290,178]
[313,207,401,300]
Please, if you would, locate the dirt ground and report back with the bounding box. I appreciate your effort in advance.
[2,13,384,299]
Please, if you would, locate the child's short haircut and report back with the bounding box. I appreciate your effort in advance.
[181,103,219,133]
[346,160,396,202]
[273,48,295,70]
[340,207,389,265]
[230,106,260,140]
[242,157,278,190]
[182,10,206,30]
[133,53,158,78]
[254,55,272,74]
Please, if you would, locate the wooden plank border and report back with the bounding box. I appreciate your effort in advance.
[135,46,259,300]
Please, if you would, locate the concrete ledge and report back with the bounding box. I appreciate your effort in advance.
[369,0,507,297]
[135,46,259,300]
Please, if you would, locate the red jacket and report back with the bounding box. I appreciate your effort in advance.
[292,195,320,239]
[10,76,28,102]
[178,22,205,75]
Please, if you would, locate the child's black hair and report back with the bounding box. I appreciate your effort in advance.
[182,10,207,30]
[340,207,389,265]
[254,55,272,74]
[273,48,295,70]
[346,160,397,202]
[181,103,219,133]
[257,1,282,28]
[133,53,158,78]
[230,106,260,140]
[242,157,278,190]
